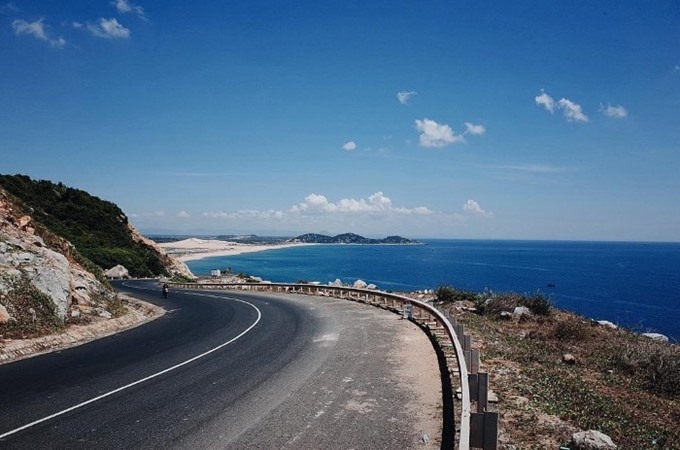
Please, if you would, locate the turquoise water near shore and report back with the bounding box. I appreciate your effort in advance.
[186,240,680,340]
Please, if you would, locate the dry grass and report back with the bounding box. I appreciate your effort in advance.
[439,299,680,449]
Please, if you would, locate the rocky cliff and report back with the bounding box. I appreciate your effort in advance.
[0,190,121,337]
[0,182,192,339]
[0,174,194,279]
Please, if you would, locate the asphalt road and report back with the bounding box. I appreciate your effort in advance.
[0,280,442,449]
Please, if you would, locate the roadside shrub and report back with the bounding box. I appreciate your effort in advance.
[521,292,552,316]
[170,274,195,283]
[477,292,522,316]
[554,320,588,341]
[435,285,477,303]
[235,273,259,283]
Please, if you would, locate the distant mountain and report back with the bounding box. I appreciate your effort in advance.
[287,233,419,245]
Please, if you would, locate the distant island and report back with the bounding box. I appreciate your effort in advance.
[286,233,420,245]
[151,233,420,246]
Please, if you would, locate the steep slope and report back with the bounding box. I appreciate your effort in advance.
[0,174,192,279]
[0,189,122,338]
[0,176,193,339]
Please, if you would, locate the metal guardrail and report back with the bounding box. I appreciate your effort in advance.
[168,281,498,450]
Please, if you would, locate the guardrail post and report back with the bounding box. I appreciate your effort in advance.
[477,372,489,413]
[471,349,480,374]
[470,410,498,450]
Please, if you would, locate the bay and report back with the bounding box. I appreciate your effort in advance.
[186,240,680,341]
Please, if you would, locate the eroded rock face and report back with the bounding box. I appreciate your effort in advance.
[0,190,117,323]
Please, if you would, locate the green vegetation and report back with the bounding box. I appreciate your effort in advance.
[435,284,477,303]
[435,284,552,317]
[0,174,168,278]
[170,274,196,283]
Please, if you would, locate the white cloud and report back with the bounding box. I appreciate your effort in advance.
[130,210,165,218]
[87,18,130,39]
[203,210,283,220]
[290,192,432,216]
[464,122,486,136]
[536,90,588,123]
[342,141,357,151]
[601,103,628,119]
[113,0,147,20]
[177,211,190,218]
[535,89,556,113]
[415,118,464,148]
[463,199,492,217]
[557,98,588,122]
[397,90,416,104]
[12,18,65,48]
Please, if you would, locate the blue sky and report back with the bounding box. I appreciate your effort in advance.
[2,1,679,240]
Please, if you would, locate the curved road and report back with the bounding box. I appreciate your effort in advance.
[0,280,442,449]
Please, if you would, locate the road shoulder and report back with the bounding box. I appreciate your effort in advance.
[0,295,164,365]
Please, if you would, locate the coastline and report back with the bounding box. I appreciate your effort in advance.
[159,238,314,262]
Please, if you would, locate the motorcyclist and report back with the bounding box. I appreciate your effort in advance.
[162,283,169,298]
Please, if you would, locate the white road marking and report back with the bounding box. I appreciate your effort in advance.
[0,288,262,440]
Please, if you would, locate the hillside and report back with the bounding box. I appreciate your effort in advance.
[288,233,419,244]
[0,187,124,339]
[0,175,192,341]
[0,175,191,279]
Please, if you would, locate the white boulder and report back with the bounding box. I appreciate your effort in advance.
[642,332,669,342]
[512,306,532,318]
[596,320,618,330]
[104,264,130,279]
[571,430,617,450]
[353,280,368,289]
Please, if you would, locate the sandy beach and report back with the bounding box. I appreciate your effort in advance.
[158,238,311,262]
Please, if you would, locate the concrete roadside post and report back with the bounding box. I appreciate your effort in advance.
[403,302,413,320]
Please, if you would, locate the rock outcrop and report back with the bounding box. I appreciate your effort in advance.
[1,191,118,326]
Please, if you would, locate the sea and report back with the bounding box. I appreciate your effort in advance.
[186,240,680,341]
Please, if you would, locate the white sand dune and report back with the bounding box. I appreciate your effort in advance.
[158,238,310,262]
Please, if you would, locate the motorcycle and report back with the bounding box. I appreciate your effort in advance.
[162,285,169,299]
